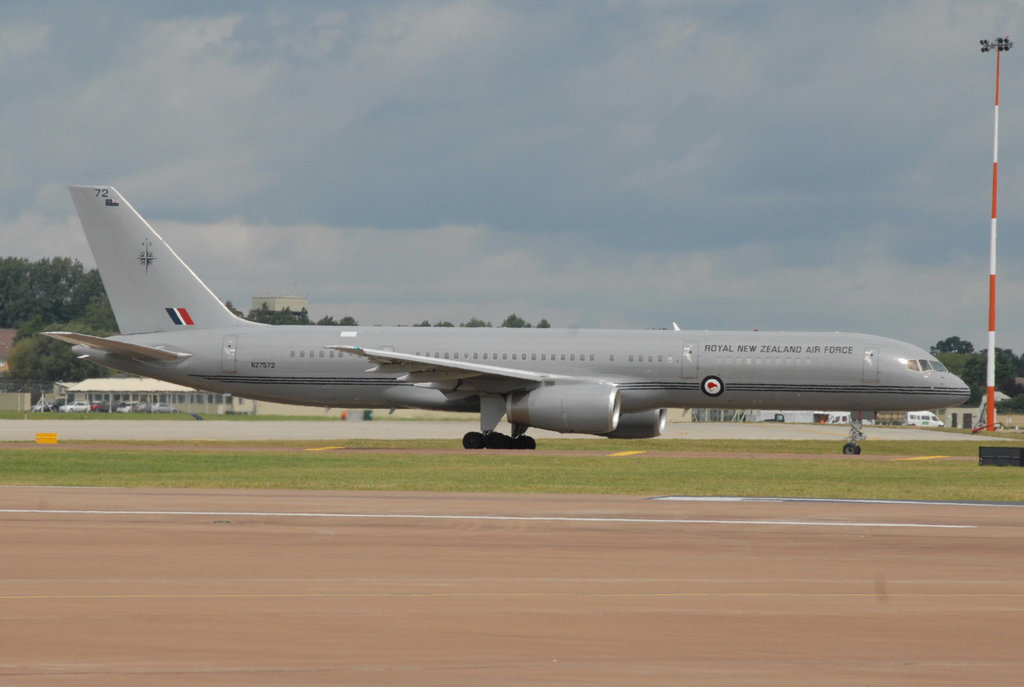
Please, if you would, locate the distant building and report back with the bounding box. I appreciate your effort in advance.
[58,377,252,414]
[251,293,308,313]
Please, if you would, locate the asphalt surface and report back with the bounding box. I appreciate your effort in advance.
[2,487,1021,686]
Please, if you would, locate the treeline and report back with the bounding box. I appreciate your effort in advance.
[235,303,550,329]
[930,336,1024,410]
[9,257,1017,408]
[1,257,117,385]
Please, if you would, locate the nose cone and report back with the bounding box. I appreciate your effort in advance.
[937,372,971,408]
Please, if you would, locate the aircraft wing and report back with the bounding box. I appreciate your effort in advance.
[331,345,568,385]
[44,331,192,363]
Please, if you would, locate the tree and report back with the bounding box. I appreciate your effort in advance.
[245,304,311,325]
[461,317,491,327]
[224,301,245,317]
[0,257,110,330]
[500,313,531,328]
[932,336,974,355]
[315,315,359,326]
[536,318,551,328]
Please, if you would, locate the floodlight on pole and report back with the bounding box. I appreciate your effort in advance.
[980,36,1012,431]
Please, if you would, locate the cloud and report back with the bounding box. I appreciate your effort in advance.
[1,1,1022,354]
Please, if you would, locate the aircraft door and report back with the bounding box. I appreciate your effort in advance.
[861,347,879,383]
[680,341,700,379]
[221,335,238,373]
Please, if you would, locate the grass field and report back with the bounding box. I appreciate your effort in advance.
[2,437,1023,501]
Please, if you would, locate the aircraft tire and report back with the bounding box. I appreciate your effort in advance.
[512,435,537,450]
[462,431,485,449]
[842,442,861,455]
[484,432,511,450]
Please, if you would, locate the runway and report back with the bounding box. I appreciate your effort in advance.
[1,487,1021,686]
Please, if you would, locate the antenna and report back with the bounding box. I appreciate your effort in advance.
[979,36,1012,431]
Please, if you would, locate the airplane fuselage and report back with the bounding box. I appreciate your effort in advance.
[75,326,969,415]
[53,184,971,451]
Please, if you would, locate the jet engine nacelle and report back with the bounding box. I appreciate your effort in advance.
[601,408,667,439]
[507,384,621,434]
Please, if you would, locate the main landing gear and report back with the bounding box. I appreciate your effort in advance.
[463,394,537,449]
[842,412,866,455]
[462,431,536,450]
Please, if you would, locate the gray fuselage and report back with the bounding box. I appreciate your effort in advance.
[77,325,970,414]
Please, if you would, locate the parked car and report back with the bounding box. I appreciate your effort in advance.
[148,402,178,413]
[115,401,142,413]
[89,402,109,413]
[31,399,55,412]
[61,400,92,413]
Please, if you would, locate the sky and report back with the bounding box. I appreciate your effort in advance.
[2,1,1023,352]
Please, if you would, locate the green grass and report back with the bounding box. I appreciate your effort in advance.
[2,439,1023,501]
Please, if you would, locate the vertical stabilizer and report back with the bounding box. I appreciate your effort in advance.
[68,185,250,334]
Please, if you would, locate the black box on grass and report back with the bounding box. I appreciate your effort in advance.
[978,446,1024,466]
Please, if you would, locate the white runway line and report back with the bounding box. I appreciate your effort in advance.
[0,508,974,529]
[658,496,1024,508]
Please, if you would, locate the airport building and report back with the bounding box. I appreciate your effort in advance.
[57,378,251,414]
[251,293,308,313]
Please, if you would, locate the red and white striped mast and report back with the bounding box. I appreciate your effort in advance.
[980,36,1012,431]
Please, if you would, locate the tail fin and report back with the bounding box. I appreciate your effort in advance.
[68,186,251,334]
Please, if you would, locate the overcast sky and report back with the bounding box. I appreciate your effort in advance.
[3,1,1023,351]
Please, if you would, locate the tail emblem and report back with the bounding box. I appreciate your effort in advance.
[165,307,195,326]
[137,238,155,272]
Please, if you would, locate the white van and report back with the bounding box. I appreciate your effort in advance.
[906,411,944,427]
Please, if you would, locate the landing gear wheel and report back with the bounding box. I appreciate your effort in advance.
[484,432,511,450]
[462,431,485,449]
[842,442,861,455]
[512,435,537,450]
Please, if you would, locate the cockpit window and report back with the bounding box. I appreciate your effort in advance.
[902,358,947,373]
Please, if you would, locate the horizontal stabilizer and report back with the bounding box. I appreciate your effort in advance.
[43,331,191,363]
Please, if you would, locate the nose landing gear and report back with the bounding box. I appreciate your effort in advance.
[841,412,867,455]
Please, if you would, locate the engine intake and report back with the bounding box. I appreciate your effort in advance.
[507,384,621,434]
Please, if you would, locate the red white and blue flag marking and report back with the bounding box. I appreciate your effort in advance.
[165,307,195,326]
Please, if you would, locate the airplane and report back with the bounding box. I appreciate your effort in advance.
[47,186,969,454]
